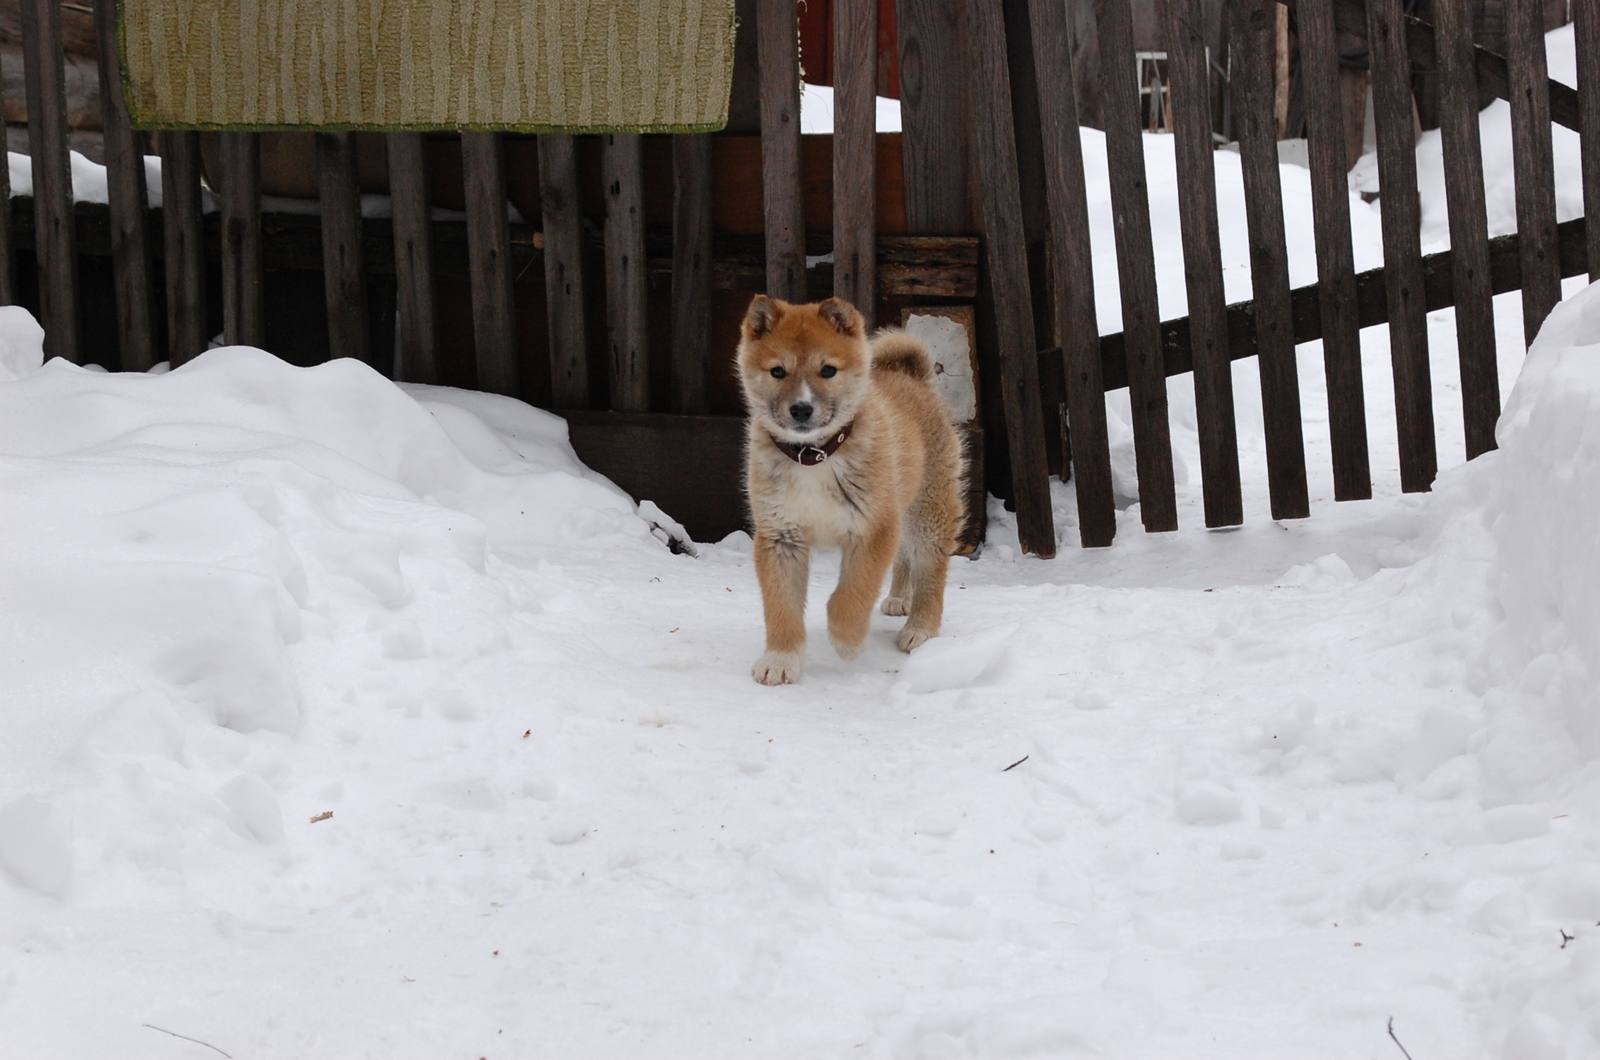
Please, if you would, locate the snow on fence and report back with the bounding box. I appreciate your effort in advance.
[5,0,1598,556]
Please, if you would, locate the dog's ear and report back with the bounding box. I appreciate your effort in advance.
[745,295,784,338]
[818,298,862,337]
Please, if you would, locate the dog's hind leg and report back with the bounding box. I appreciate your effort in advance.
[895,519,952,653]
[753,530,810,684]
[880,552,911,616]
[829,520,899,659]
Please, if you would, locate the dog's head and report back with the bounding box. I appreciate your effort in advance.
[736,296,870,443]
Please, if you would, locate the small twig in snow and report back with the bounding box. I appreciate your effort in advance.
[1002,755,1029,772]
[144,1024,232,1058]
[1387,1018,1414,1060]
[1561,929,1575,949]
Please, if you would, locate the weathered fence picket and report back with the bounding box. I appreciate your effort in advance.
[159,131,206,368]
[538,133,589,409]
[94,0,154,370]
[21,0,77,363]
[603,133,649,413]
[833,0,877,329]
[671,133,713,415]
[758,0,806,304]
[462,131,516,396]
[1508,0,1563,343]
[316,132,369,367]
[388,132,438,386]
[1580,0,1600,283]
[220,132,265,350]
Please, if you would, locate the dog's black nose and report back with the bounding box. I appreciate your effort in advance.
[789,402,814,423]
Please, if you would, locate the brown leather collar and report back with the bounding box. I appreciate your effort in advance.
[772,423,853,466]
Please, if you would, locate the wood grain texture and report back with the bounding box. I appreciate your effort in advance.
[317,132,370,368]
[1435,0,1498,459]
[897,0,974,234]
[94,0,154,368]
[833,0,877,326]
[1229,0,1308,520]
[757,0,807,301]
[538,134,589,408]
[1027,0,1115,548]
[220,132,265,349]
[388,133,437,385]
[462,131,517,395]
[0,101,10,305]
[159,131,206,367]
[671,133,713,414]
[965,0,1056,557]
[1367,0,1436,493]
[1093,0,1177,531]
[1297,0,1370,499]
[21,0,78,362]
[1507,0,1562,342]
[1579,0,1600,282]
[1161,0,1242,527]
[604,133,650,412]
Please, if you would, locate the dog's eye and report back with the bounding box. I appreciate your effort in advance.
[819,365,838,379]
[769,366,786,379]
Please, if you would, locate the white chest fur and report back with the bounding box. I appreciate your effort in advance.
[755,457,871,550]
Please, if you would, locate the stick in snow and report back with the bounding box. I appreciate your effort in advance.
[1387,1017,1415,1060]
[1002,755,1029,772]
[144,1024,232,1058]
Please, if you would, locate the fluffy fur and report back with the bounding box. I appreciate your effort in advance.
[737,295,965,685]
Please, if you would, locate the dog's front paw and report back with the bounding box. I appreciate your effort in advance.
[752,651,803,685]
[830,632,867,660]
[896,625,936,653]
[879,595,909,616]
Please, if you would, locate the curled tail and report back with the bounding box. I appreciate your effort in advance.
[871,331,934,380]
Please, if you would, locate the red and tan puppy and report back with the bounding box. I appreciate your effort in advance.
[737,295,965,685]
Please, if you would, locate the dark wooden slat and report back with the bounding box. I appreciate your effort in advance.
[159,132,206,367]
[1297,0,1369,499]
[219,133,264,349]
[1027,0,1114,548]
[1435,0,1498,460]
[93,0,153,368]
[1162,0,1242,527]
[388,133,437,385]
[603,133,649,413]
[20,0,78,362]
[1229,0,1308,520]
[1092,0,1177,531]
[757,0,807,302]
[1580,0,1600,283]
[671,134,712,414]
[316,132,370,367]
[538,134,589,409]
[0,101,11,304]
[833,0,877,326]
[1507,0,1562,343]
[964,0,1055,557]
[898,0,974,234]
[462,131,517,396]
[1367,0,1435,493]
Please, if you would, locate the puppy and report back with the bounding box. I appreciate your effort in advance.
[737,295,965,685]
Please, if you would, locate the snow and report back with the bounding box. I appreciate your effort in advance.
[4,23,1600,1060]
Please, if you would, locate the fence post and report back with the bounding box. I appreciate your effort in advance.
[757,0,807,303]
[671,134,713,414]
[94,0,155,370]
[20,0,78,363]
[965,0,1056,557]
[317,132,370,367]
[1578,0,1600,283]
[220,133,265,349]
[834,0,878,326]
[1507,0,1562,342]
[462,132,518,396]
[159,132,207,367]
[388,132,437,385]
[538,134,589,408]
[603,133,649,412]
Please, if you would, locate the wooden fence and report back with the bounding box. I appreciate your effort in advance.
[5,0,1598,558]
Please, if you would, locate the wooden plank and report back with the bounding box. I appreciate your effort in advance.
[93,0,153,369]
[20,0,78,362]
[219,133,265,349]
[1572,0,1600,285]
[316,132,370,367]
[1507,0,1562,343]
[388,132,437,385]
[1229,0,1308,520]
[898,0,974,234]
[1161,0,1243,527]
[1580,0,1600,282]
[565,411,749,543]
[1027,0,1113,547]
[1093,0,1178,531]
[603,133,649,413]
[834,0,878,325]
[757,0,807,302]
[461,131,518,396]
[964,0,1055,557]
[0,97,10,305]
[538,133,589,408]
[159,132,207,367]
[1297,0,1370,499]
[1435,0,1498,460]
[671,134,713,414]
[1367,0,1436,493]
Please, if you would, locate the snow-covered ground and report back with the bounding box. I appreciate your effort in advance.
[5,25,1600,1060]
